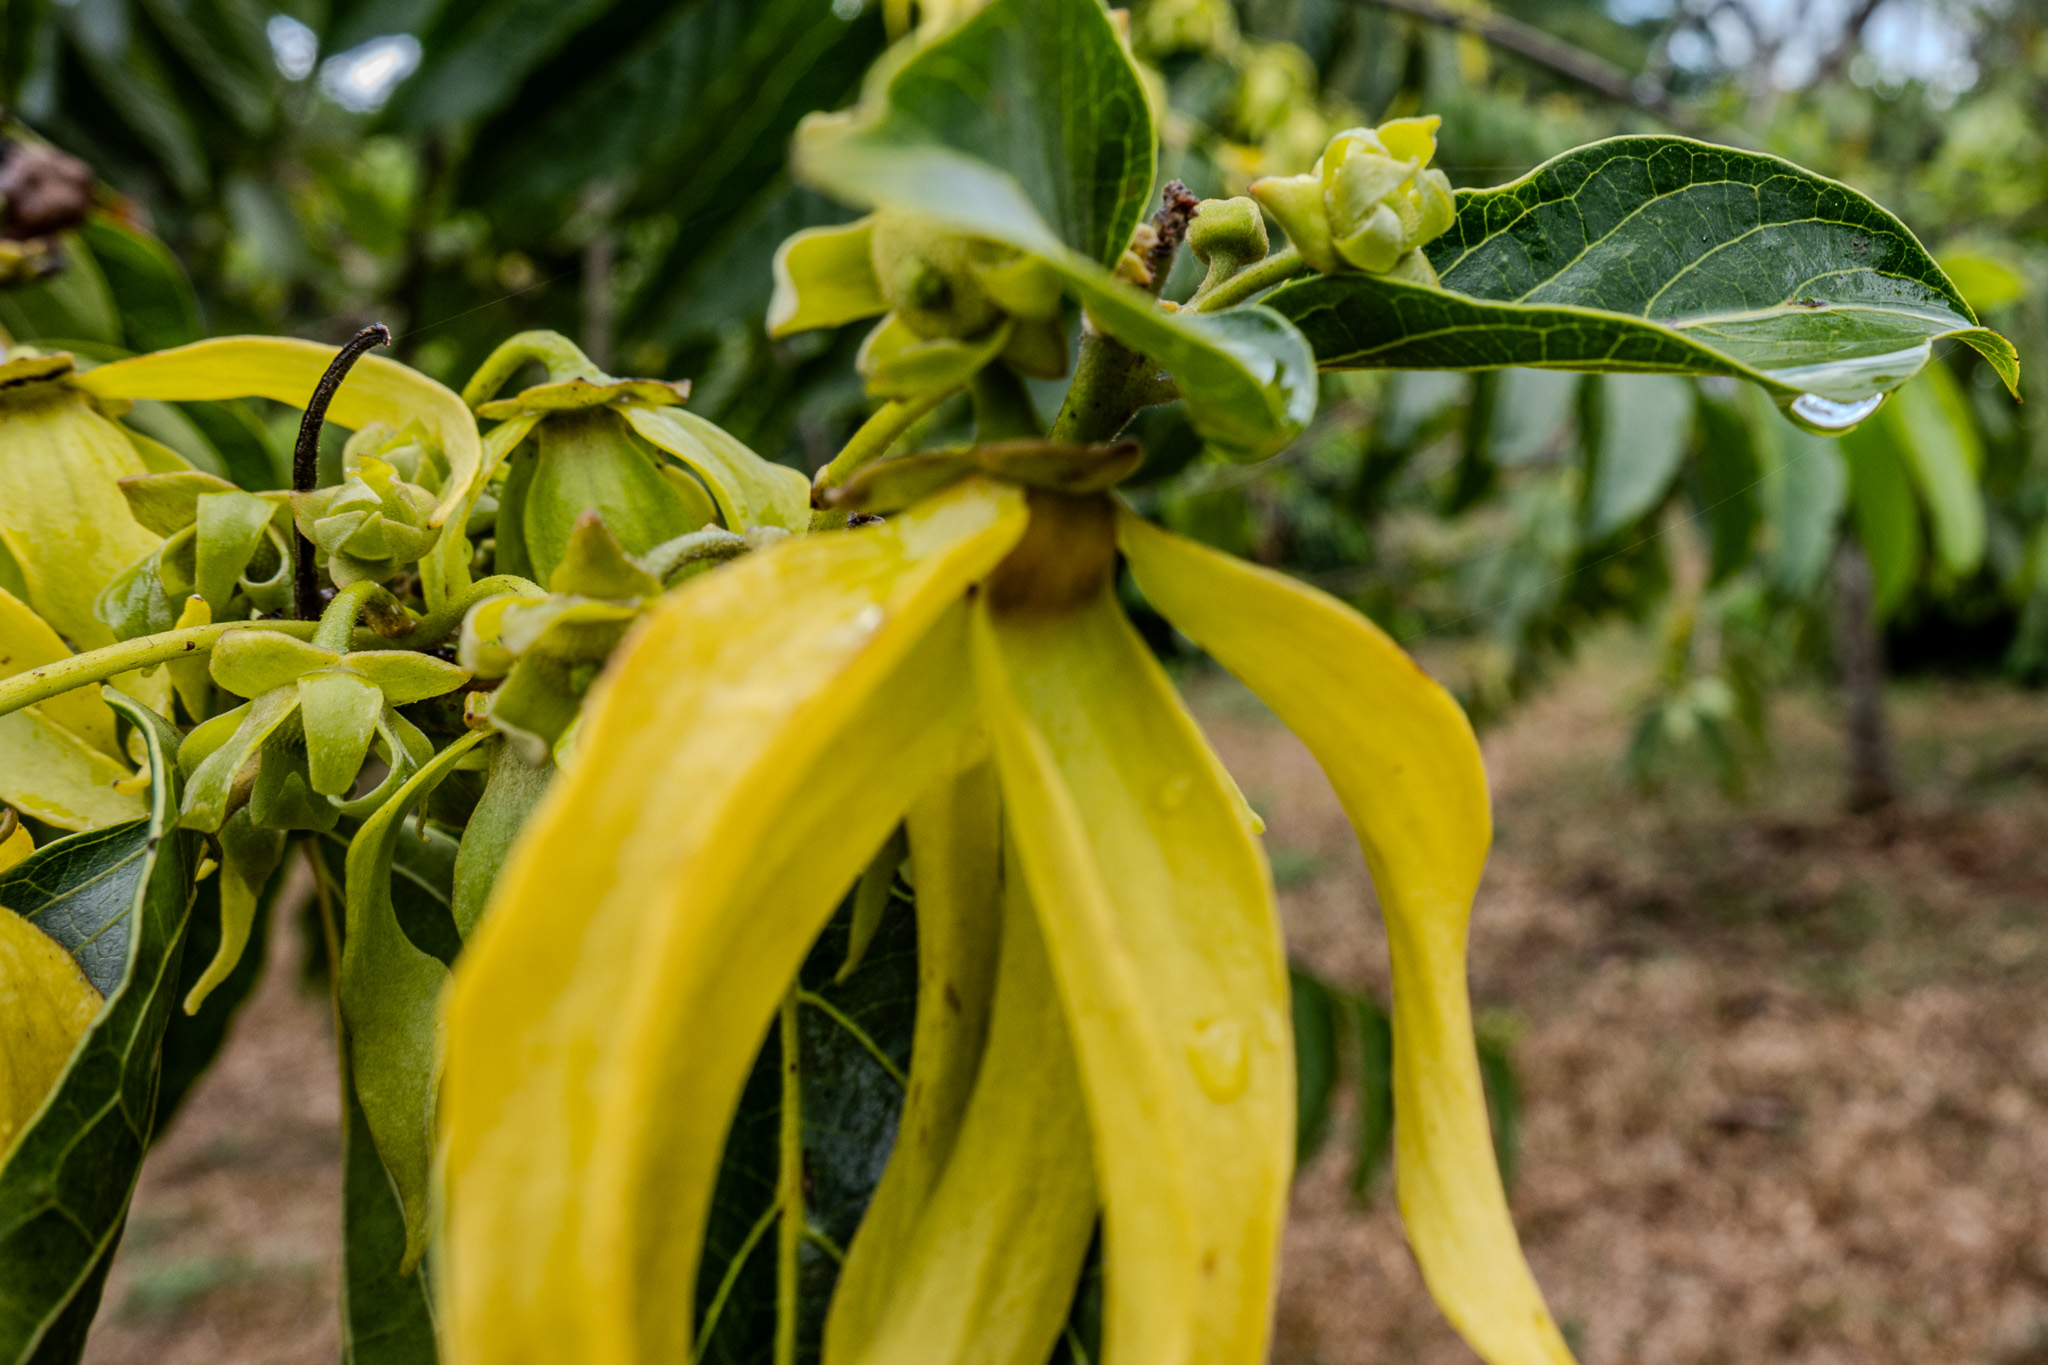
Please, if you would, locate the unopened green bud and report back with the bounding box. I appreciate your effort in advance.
[1249,115,1455,281]
[293,453,441,588]
[1188,197,1270,295]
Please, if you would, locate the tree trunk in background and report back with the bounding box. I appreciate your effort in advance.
[1832,541,1897,812]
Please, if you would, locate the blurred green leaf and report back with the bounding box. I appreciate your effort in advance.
[1842,419,1922,615]
[1691,391,1760,587]
[1288,967,1338,1167]
[77,214,202,353]
[1348,989,1394,1200]
[1584,374,1693,538]
[1886,365,1985,576]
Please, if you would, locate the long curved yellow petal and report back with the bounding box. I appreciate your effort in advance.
[0,386,157,651]
[830,834,1097,1365]
[0,904,102,1163]
[824,759,1005,1360]
[973,587,1292,1365]
[441,478,1025,1365]
[0,587,120,755]
[77,338,482,528]
[1117,511,1574,1365]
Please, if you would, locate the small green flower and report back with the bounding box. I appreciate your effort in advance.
[462,332,807,586]
[1250,115,1455,283]
[769,208,1068,397]
[96,471,293,641]
[292,424,446,589]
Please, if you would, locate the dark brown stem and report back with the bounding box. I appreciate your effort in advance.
[293,323,392,620]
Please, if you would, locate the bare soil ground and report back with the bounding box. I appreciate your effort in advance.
[81,634,2048,1364]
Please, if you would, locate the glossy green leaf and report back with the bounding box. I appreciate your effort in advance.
[789,0,1316,461]
[1584,375,1695,538]
[0,691,193,1364]
[1265,137,2019,422]
[341,1053,439,1365]
[694,882,921,1363]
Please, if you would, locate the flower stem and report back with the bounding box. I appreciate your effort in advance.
[294,323,393,620]
[1191,244,1307,312]
[0,620,321,720]
[811,387,959,504]
[314,581,402,653]
[775,985,803,1365]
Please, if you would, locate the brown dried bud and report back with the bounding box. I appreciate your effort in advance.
[0,143,94,239]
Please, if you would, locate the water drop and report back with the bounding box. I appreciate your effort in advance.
[853,604,885,634]
[1188,1018,1249,1102]
[1786,391,1884,434]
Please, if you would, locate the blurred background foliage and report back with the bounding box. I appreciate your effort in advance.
[0,0,2040,799]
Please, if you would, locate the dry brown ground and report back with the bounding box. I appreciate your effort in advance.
[80,635,2048,1364]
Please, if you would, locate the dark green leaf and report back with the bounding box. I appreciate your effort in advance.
[1347,990,1393,1200]
[0,691,193,1365]
[342,1052,437,1365]
[695,886,918,1363]
[386,0,617,132]
[1288,967,1338,1168]
[1265,137,2018,424]
[1475,1019,1522,1192]
[1746,389,1846,596]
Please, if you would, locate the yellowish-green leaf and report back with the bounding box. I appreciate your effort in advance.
[1117,511,1575,1365]
[0,587,121,757]
[972,586,1292,1365]
[442,479,1026,1363]
[77,338,484,529]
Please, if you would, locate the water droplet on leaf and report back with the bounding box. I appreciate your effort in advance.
[1786,391,1884,433]
[1188,1017,1248,1101]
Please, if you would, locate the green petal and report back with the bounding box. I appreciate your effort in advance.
[1117,511,1576,1365]
[299,669,386,796]
[208,630,339,699]
[973,586,1293,1365]
[441,479,1026,1363]
[622,405,812,534]
[180,687,298,834]
[857,313,1013,400]
[194,491,277,616]
[181,809,284,1015]
[77,338,484,530]
[116,470,240,537]
[768,216,887,338]
[344,651,471,707]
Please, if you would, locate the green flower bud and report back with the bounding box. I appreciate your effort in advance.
[1249,115,1455,284]
[292,435,443,589]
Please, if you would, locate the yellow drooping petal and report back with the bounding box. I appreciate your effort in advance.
[0,586,121,756]
[1117,511,1574,1365]
[768,217,888,338]
[828,833,1096,1365]
[77,338,483,529]
[0,384,158,650]
[974,587,1292,1365]
[0,708,146,832]
[441,478,1026,1365]
[0,903,102,1163]
[0,824,30,873]
[825,759,1004,1361]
